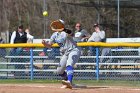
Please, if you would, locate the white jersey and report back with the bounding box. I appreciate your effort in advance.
[88,31,105,42]
[49,31,79,55]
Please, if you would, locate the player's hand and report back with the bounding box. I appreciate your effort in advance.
[42,40,52,48]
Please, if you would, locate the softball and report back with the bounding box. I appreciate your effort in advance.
[43,11,48,16]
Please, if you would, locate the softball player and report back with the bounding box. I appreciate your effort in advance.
[42,19,81,89]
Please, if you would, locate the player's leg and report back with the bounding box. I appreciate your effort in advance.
[67,49,81,83]
[56,55,68,80]
[56,55,69,88]
[62,49,81,89]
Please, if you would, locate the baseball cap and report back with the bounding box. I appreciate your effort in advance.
[93,23,99,27]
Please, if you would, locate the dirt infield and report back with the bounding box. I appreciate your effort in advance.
[0,84,140,93]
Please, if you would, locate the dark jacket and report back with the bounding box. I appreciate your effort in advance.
[14,31,27,43]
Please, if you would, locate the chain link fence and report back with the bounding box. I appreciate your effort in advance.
[0,44,140,80]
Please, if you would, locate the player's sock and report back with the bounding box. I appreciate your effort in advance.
[59,71,67,81]
[66,66,73,83]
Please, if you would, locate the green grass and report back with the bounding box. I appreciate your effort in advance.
[0,79,140,88]
[0,79,59,84]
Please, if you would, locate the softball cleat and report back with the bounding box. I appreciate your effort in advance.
[62,80,72,89]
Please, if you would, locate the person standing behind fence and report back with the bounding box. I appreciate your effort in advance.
[10,25,34,73]
[87,23,105,56]
[74,23,90,55]
[42,19,81,89]
[10,25,33,55]
[10,25,27,55]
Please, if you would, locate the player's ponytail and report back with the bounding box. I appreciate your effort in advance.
[63,28,72,34]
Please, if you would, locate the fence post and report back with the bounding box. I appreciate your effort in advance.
[96,47,99,80]
[30,48,33,80]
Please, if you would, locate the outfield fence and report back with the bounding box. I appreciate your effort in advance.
[0,42,140,80]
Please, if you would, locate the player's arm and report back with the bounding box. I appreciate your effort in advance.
[42,33,56,48]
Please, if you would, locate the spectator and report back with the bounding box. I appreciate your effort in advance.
[10,25,34,75]
[10,25,33,55]
[74,23,90,42]
[74,23,90,55]
[0,37,6,57]
[10,25,26,55]
[88,23,105,56]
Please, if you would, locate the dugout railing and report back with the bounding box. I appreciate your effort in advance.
[0,42,140,80]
